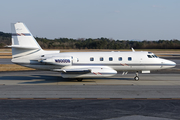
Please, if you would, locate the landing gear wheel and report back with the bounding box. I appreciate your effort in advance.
[134,76,139,81]
[76,78,83,82]
[134,71,139,81]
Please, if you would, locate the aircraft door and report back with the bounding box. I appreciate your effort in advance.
[140,57,146,69]
[140,58,142,63]
[72,57,79,63]
[161,62,163,68]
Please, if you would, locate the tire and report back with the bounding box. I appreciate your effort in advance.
[76,78,83,82]
[134,76,139,81]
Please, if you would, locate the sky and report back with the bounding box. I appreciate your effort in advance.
[0,0,180,40]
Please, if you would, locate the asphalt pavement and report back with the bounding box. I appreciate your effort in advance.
[0,58,180,120]
[0,100,179,120]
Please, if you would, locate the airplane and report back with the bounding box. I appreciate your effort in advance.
[10,22,176,81]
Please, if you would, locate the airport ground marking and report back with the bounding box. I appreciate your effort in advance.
[0,98,180,100]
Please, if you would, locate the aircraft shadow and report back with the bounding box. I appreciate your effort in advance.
[0,75,133,84]
[0,75,96,84]
[0,75,60,84]
[86,77,133,81]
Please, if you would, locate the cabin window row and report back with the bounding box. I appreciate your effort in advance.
[90,57,132,61]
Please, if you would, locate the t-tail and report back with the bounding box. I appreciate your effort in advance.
[11,22,41,50]
[10,22,59,65]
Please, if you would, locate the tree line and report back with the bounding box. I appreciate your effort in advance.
[0,32,11,48]
[0,31,180,49]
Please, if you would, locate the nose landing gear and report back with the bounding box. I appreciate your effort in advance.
[134,71,139,81]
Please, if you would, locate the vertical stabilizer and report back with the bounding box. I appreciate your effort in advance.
[11,22,59,65]
[11,22,43,63]
[11,22,41,49]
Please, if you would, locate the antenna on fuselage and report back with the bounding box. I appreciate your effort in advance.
[131,48,135,52]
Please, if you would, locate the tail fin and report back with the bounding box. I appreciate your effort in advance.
[11,22,59,65]
[11,22,41,49]
[11,22,43,62]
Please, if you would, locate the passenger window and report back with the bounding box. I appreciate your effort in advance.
[118,57,122,61]
[109,57,113,61]
[128,57,132,61]
[100,57,104,61]
[90,57,94,61]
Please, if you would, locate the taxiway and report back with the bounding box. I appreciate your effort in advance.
[0,70,180,98]
[0,58,180,120]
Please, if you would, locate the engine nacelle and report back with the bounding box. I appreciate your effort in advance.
[41,56,72,66]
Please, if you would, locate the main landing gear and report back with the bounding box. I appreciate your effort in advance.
[76,78,83,82]
[134,71,139,81]
[75,72,140,81]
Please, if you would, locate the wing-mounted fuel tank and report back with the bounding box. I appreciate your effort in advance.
[61,66,117,78]
[40,56,72,66]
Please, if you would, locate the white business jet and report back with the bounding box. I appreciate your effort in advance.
[10,22,176,81]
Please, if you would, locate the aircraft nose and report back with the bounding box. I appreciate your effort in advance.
[162,59,176,68]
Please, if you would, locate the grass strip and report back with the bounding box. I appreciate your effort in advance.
[0,64,35,71]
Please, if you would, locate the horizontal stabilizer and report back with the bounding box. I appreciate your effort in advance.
[9,45,40,49]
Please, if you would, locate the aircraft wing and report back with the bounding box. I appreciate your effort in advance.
[52,68,91,74]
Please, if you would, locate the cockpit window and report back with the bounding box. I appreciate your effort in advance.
[147,55,158,58]
[147,52,158,58]
[154,55,158,58]
[147,55,152,58]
